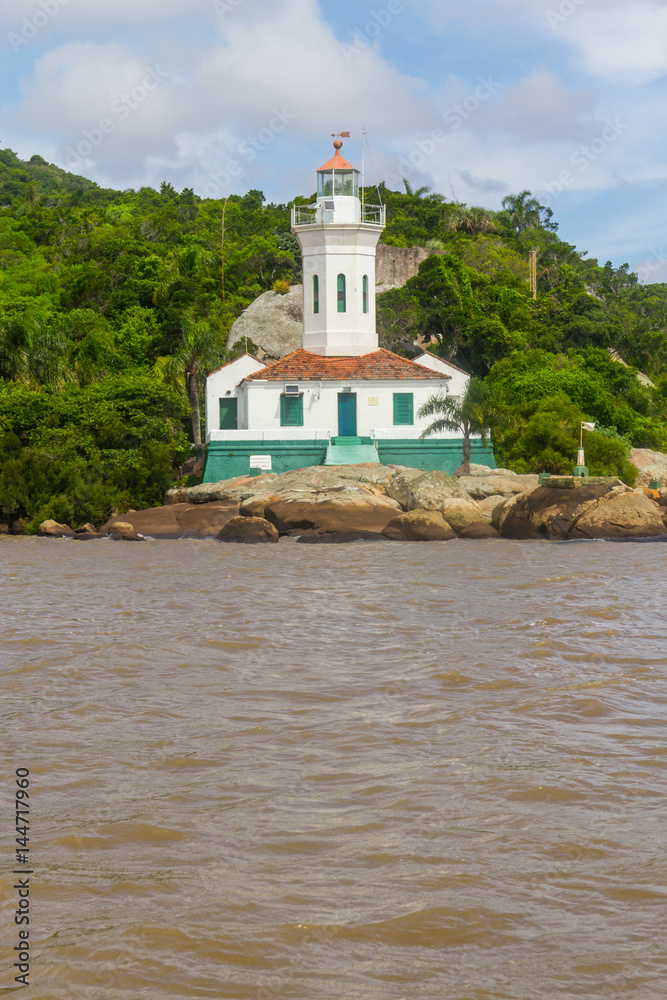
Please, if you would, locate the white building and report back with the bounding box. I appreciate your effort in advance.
[203,139,495,481]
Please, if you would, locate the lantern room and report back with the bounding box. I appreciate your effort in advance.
[316,139,360,198]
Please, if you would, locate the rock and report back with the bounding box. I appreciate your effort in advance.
[495,484,610,540]
[264,490,401,535]
[101,503,240,538]
[406,471,467,511]
[11,519,29,535]
[108,521,144,541]
[70,531,103,541]
[458,522,501,539]
[0,523,9,534]
[569,491,665,539]
[37,519,75,537]
[75,523,97,534]
[226,285,303,360]
[382,510,456,541]
[240,497,271,518]
[493,481,661,540]
[458,474,539,500]
[630,448,667,488]
[477,495,508,523]
[296,529,387,544]
[166,465,401,506]
[217,516,279,543]
[180,455,205,478]
[385,467,428,507]
[165,476,272,505]
[440,497,486,533]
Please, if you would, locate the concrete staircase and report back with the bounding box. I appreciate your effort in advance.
[324,436,379,465]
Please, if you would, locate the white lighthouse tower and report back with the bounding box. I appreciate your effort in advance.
[201,136,496,482]
[291,136,385,356]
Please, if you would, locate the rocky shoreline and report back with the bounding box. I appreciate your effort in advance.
[5,463,667,543]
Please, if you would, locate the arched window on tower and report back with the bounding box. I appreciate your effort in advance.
[337,274,346,313]
[313,275,319,314]
[362,275,368,314]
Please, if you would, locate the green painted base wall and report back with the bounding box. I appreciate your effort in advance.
[376,440,496,474]
[204,438,496,482]
[204,441,328,482]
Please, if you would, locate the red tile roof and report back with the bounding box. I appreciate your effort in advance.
[244,349,451,382]
[318,148,357,171]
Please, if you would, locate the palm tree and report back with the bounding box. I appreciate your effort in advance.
[160,315,228,448]
[419,376,498,474]
[448,205,497,236]
[501,191,556,233]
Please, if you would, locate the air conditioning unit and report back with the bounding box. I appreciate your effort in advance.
[284,384,300,396]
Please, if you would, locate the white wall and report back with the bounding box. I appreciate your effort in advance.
[205,354,265,441]
[413,353,470,398]
[235,377,460,438]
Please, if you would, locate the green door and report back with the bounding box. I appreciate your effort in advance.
[219,398,238,429]
[338,393,357,436]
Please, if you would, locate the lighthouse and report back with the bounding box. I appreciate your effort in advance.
[202,137,495,481]
[293,137,385,356]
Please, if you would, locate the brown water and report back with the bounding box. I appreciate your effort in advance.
[2,536,666,999]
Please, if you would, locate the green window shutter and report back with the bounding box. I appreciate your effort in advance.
[280,394,304,426]
[337,273,346,313]
[313,275,319,314]
[393,392,414,426]
[362,274,368,313]
[219,398,238,429]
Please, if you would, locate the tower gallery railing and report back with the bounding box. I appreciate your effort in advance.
[291,204,386,227]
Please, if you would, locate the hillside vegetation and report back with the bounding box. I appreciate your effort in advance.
[2,149,667,526]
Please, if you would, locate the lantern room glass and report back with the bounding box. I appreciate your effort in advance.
[318,170,359,198]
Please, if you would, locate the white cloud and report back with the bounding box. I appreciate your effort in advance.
[559,1,667,84]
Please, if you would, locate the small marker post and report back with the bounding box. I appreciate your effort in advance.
[574,420,595,477]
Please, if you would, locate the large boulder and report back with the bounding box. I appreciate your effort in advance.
[406,471,467,511]
[165,465,400,506]
[477,495,508,523]
[264,489,401,534]
[440,497,486,533]
[457,474,539,501]
[37,519,75,537]
[495,483,618,539]
[101,503,240,539]
[630,448,667,488]
[217,516,279,543]
[494,479,664,540]
[382,510,456,541]
[226,285,303,360]
[569,490,665,539]
[384,467,429,507]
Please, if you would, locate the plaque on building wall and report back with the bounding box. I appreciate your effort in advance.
[250,455,272,470]
[368,397,379,406]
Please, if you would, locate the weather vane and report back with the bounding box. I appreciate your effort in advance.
[331,131,351,140]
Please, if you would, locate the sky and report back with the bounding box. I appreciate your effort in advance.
[1,0,666,281]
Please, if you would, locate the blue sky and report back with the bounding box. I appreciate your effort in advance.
[1,0,666,281]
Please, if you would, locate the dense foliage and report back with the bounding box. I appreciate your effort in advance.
[1,150,666,524]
